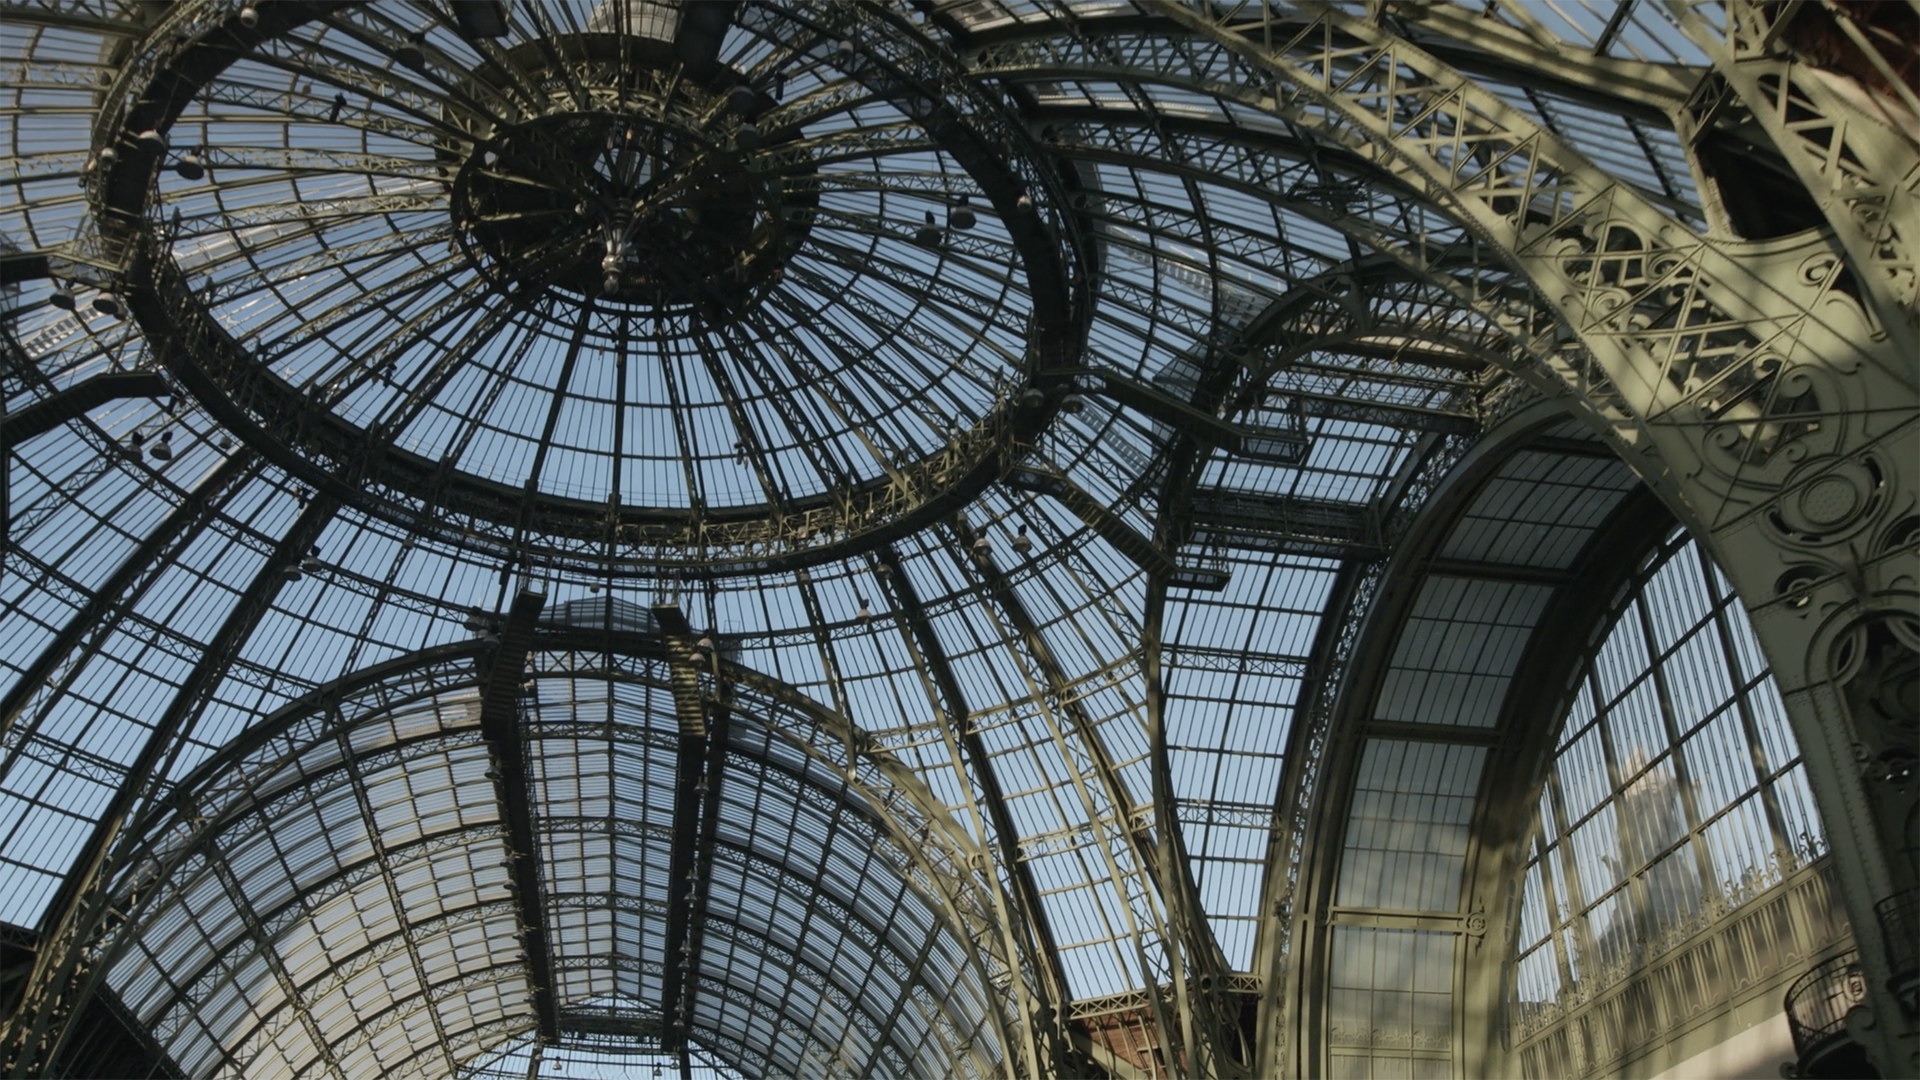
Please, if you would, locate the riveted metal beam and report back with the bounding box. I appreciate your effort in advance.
[0,371,171,451]
[1186,489,1385,560]
[477,587,558,1042]
[875,542,1070,1070]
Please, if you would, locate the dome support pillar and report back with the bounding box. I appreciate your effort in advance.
[1152,3,1918,1074]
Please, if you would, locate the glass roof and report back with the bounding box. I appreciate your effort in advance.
[104,650,1006,1079]
[0,1,1744,1075]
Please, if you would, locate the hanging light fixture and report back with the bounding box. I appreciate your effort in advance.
[92,293,122,318]
[1012,525,1032,556]
[1060,392,1087,415]
[280,564,302,582]
[175,146,206,180]
[949,195,976,230]
[149,430,174,462]
[136,129,167,151]
[96,145,116,166]
[49,284,76,311]
[696,632,715,653]
[914,210,941,248]
[299,546,322,573]
[393,28,427,71]
[238,4,259,28]
[856,597,871,623]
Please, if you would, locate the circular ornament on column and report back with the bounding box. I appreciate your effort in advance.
[1768,455,1886,546]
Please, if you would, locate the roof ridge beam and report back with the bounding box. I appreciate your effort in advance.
[476,587,558,1041]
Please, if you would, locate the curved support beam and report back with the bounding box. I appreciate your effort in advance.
[3,489,339,1077]
[71,636,1024,1080]
[476,588,557,1040]
[951,517,1208,1074]
[1141,10,1917,1073]
[0,371,170,451]
[875,544,1069,1074]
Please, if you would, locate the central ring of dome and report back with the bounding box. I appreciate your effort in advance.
[448,39,814,322]
[118,3,1087,575]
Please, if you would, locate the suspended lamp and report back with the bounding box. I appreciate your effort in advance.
[393,29,427,71]
[913,210,941,248]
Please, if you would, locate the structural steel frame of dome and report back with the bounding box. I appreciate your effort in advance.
[0,1,1915,1078]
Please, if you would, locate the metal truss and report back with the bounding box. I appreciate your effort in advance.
[1130,7,1915,1071]
[477,589,560,1040]
[874,542,1071,1075]
[42,628,1035,1079]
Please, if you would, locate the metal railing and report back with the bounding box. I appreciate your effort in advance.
[1875,888,1918,975]
[1877,887,1919,1018]
[1784,949,1868,1058]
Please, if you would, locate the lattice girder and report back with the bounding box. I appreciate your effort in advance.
[1145,4,1916,1074]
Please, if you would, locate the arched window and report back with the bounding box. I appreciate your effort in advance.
[1509,528,1849,1076]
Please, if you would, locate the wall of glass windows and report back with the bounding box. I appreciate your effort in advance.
[1508,528,1851,1078]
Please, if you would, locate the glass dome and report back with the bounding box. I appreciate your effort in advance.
[2,2,1908,1078]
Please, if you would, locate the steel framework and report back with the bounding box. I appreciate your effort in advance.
[0,1,1913,1078]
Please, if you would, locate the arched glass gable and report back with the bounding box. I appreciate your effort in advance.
[1509,528,1850,1077]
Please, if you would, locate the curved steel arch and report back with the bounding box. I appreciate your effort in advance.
[66,636,1032,1079]
[4,5,1913,1078]
[144,751,984,1078]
